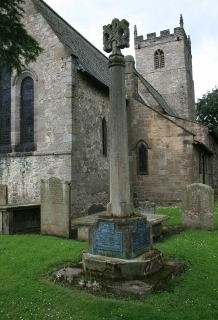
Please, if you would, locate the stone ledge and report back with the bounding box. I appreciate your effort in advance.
[0,203,40,211]
[72,212,169,241]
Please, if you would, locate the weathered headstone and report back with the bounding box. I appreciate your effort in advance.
[183,183,214,230]
[139,200,156,215]
[0,185,7,234]
[41,177,71,238]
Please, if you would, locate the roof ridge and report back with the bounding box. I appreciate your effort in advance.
[136,71,177,117]
[32,0,109,86]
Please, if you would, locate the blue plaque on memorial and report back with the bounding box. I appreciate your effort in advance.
[93,221,123,254]
[132,221,151,252]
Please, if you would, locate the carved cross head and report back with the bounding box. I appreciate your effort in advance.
[103,18,130,53]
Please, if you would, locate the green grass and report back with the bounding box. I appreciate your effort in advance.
[157,195,218,228]
[0,197,218,320]
[156,206,182,225]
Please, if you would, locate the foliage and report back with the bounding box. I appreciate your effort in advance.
[196,87,218,134]
[0,0,42,73]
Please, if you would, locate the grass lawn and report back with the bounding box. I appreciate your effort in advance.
[0,197,218,320]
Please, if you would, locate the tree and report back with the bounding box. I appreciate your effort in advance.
[196,87,218,135]
[0,0,42,73]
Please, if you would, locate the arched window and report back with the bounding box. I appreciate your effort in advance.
[0,66,12,153]
[16,77,35,151]
[102,117,107,156]
[137,141,148,174]
[154,49,165,69]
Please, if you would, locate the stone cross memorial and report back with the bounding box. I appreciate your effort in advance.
[103,18,132,217]
[82,19,164,279]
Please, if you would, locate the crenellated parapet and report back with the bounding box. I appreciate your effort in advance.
[134,16,191,53]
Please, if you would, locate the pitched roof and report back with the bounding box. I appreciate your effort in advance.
[32,0,109,87]
[136,71,177,117]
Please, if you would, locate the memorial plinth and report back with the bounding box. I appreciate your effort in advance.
[83,248,164,279]
[89,216,152,259]
[82,215,164,279]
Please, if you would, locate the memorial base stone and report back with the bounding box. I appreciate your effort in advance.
[82,216,164,279]
[82,248,164,279]
[89,216,152,260]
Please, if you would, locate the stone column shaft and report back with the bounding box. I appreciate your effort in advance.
[107,52,132,217]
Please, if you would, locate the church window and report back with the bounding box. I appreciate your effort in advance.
[102,117,107,156]
[137,141,148,174]
[0,66,12,153]
[154,49,165,69]
[16,76,35,151]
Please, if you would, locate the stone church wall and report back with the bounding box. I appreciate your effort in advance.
[0,155,71,203]
[71,73,110,216]
[126,56,218,206]
[128,100,195,206]
[212,152,218,194]
[0,0,73,203]
[169,116,218,190]
[0,0,111,214]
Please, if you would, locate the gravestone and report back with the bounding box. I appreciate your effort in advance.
[41,177,71,238]
[183,183,214,230]
[139,200,156,215]
[0,185,7,234]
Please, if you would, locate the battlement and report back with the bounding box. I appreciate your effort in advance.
[134,24,191,54]
[135,27,186,43]
[134,15,191,51]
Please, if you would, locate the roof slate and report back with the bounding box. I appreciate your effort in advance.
[136,71,177,117]
[32,0,109,87]
[30,1,176,117]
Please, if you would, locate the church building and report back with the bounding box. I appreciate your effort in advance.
[0,0,217,218]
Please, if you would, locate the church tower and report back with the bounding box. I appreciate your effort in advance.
[134,15,196,121]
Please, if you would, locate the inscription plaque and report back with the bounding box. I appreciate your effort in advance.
[132,221,151,252]
[93,222,123,253]
[41,181,65,204]
[90,217,152,259]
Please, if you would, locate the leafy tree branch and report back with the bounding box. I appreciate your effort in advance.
[196,87,218,135]
[0,0,42,73]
